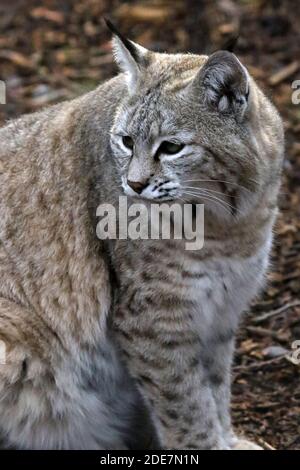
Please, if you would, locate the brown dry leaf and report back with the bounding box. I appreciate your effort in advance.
[0,50,34,69]
[31,7,64,24]
[239,339,258,353]
[269,61,299,86]
[218,23,237,35]
[277,224,298,235]
[115,4,173,23]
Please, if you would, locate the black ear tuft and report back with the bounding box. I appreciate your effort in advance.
[220,34,239,53]
[103,18,140,63]
[104,17,149,91]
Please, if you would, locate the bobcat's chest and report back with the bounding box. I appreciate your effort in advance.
[180,244,270,332]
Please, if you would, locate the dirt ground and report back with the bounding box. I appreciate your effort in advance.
[0,0,299,450]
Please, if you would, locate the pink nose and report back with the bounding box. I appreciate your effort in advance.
[127,180,148,194]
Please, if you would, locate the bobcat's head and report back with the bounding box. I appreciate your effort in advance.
[109,22,283,221]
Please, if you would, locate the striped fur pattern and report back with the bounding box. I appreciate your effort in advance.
[0,31,283,449]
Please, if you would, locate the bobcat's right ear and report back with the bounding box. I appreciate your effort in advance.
[104,19,148,92]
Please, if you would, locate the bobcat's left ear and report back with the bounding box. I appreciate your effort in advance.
[197,51,250,121]
[105,19,149,92]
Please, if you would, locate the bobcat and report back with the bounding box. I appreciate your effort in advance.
[0,22,284,449]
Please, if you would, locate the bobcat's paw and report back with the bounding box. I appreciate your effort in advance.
[232,438,263,450]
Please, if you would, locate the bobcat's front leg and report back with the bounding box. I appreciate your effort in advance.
[202,337,235,445]
[203,335,263,450]
[113,300,228,450]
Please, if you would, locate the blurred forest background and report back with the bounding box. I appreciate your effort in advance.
[0,0,299,450]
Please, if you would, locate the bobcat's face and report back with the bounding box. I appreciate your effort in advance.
[110,39,283,221]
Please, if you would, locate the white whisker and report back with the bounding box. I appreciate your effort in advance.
[182,186,229,198]
[182,188,243,216]
[182,179,252,194]
[182,190,233,216]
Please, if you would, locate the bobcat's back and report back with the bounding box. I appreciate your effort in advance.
[0,76,155,449]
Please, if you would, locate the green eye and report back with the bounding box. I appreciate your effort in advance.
[159,141,185,155]
[122,136,134,150]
